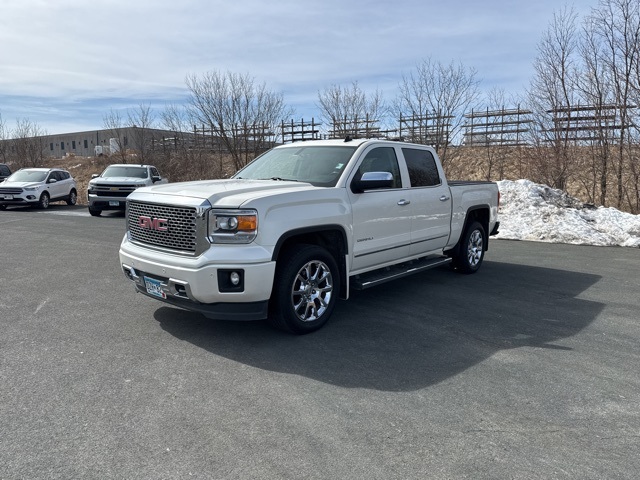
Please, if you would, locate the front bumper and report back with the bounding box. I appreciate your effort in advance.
[119,238,276,321]
[0,192,40,206]
[88,193,127,210]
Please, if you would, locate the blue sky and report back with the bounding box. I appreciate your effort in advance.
[1,0,597,135]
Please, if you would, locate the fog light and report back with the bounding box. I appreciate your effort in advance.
[217,269,244,292]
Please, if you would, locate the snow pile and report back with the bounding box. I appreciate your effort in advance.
[495,179,640,248]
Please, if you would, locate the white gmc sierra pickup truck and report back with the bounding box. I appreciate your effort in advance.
[119,138,499,333]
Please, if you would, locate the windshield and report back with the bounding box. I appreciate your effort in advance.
[102,166,148,179]
[234,145,357,187]
[7,170,48,182]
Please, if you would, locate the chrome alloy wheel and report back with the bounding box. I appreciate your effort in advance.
[467,229,484,267]
[290,259,334,322]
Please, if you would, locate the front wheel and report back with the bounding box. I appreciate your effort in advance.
[269,244,340,334]
[38,192,50,209]
[88,207,101,217]
[451,221,486,274]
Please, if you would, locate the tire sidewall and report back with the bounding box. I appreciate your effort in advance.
[457,221,485,273]
[39,192,50,209]
[68,189,77,205]
[272,244,340,334]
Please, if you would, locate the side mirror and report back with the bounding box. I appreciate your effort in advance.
[91,174,99,179]
[351,171,394,193]
[152,176,161,183]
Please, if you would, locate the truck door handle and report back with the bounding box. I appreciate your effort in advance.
[440,195,450,202]
[397,199,411,206]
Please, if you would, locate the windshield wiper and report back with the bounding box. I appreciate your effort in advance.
[259,177,298,182]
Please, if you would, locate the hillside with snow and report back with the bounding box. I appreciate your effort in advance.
[495,180,640,248]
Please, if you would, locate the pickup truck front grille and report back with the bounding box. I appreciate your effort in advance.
[128,201,202,254]
[93,184,138,197]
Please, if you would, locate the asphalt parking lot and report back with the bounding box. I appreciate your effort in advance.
[1,204,639,479]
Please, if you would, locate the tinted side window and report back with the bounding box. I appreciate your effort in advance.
[150,167,160,177]
[402,148,441,187]
[60,171,70,180]
[0,165,9,175]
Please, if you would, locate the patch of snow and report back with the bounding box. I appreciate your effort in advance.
[495,179,640,248]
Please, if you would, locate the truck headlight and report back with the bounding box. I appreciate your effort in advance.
[208,209,258,244]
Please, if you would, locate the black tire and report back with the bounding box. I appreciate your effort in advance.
[88,207,102,217]
[0,205,6,211]
[268,244,340,334]
[451,221,486,274]
[66,189,77,206]
[38,192,50,209]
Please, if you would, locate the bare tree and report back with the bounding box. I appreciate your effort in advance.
[127,103,156,163]
[0,112,7,163]
[102,109,130,163]
[159,103,227,181]
[395,57,480,166]
[576,12,617,205]
[185,71,291,171]
[316,81,386,138]
[10,118,47,168]
[588,0,640,209]
[526,7,580,190]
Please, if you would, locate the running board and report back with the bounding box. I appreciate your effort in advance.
[351,256,452,290]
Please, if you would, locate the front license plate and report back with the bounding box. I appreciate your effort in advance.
[3,195,13,200]
[109,201,120,206]
[144,276,166,299]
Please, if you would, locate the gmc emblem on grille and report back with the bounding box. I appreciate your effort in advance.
[138,215,168,231]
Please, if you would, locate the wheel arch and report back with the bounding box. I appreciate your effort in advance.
[447,205,491,256]
[465,205,490,250]
[272,225,349,299]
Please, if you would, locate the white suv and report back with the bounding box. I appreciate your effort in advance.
[0,168,78,210]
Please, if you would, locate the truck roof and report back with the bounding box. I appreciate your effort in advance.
[273,138,432,149]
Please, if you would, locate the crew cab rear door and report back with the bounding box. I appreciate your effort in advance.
[400,147,452,255]
[347,146,411,272]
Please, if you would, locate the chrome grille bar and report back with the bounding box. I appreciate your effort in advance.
[127,199,210,256]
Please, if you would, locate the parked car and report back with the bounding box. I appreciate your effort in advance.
[0,163,11,182]
[0,167,78,210]
[87,164,168,216]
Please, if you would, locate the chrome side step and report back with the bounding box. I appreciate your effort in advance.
[351,256,452,290]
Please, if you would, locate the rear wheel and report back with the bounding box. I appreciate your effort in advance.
[451,221,486,274]
[38,192,50,209]
[269,244,340,334]
[66,189,77,205]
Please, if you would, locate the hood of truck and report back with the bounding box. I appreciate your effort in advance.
[129,178,317,208]
[91,177,148,184]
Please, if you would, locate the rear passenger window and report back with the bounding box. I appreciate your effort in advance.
[402,148,441,187]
